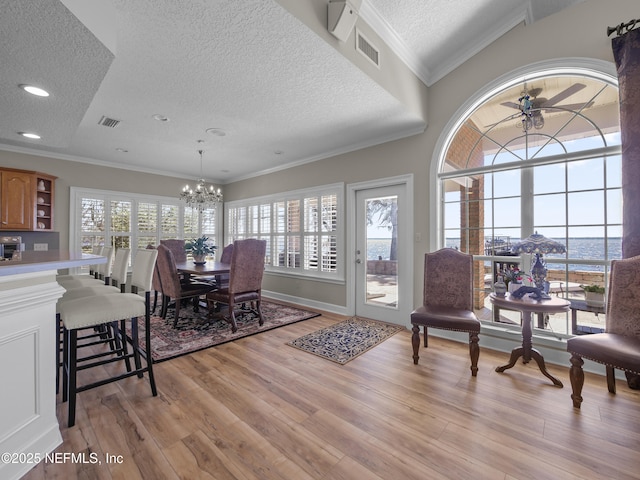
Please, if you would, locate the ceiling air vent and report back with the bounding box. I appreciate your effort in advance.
[98,115,121,128]
[356,29,380,68]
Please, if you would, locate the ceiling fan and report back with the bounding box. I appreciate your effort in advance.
[500,83,593,130]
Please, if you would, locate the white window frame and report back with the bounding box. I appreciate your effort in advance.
[432,59,620,339]
[225,183,344,283]
[69,186,222,262]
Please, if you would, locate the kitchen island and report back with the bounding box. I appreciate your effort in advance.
[0,251,104,480]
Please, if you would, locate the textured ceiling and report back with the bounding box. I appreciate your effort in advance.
[0,0,581,184]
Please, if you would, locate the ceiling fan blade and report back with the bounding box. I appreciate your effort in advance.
[540,83,586,107]
[542,101,594,112]
[484,112,521,129]
[500,101,520,110]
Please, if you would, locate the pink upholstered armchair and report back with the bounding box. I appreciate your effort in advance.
[567,255,640,408]
[206,239,266,332]
[410,248,481,376]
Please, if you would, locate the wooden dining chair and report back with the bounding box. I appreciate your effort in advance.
[206,239,267,332]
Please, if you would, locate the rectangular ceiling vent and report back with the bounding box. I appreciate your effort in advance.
[356,29,380,68]
[98,115,121,128]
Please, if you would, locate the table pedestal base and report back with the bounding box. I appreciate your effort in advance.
[495,346,563,387]
[489,296,568,388]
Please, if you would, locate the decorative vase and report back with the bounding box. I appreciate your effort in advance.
[494,275,507,297]
[193,254,207,265]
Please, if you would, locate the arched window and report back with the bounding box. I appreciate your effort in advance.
[437,63,621,336]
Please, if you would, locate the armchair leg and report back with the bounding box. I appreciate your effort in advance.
[469,332,479,377]
[606,366,616,394]
[411,324,420,365]
[569,353,585,409]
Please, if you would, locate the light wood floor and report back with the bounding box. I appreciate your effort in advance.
[23,307,640,480]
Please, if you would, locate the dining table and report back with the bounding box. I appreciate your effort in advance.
[175,260,230,276]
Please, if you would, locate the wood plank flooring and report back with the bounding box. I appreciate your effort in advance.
[23,307,640,479]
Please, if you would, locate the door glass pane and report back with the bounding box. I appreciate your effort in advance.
[365,195,398,308]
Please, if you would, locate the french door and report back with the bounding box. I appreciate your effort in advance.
[351,178,412,326]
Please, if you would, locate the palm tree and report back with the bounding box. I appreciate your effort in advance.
[366,197,398,261]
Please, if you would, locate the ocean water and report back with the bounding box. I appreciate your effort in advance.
[368,238,622,272]
[368,239,394,260]
[446,237,622,272]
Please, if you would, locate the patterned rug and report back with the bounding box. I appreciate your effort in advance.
[135,301,320,362]
[286,317,404,364]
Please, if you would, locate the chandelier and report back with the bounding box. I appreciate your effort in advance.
[179,149,223,211]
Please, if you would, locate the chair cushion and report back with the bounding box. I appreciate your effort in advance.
[567,333,640,374]
[56,284,122,313]
[58,277,104,288]
[207,289,259,304]
[59,293,146,330]
[411,304,480,332]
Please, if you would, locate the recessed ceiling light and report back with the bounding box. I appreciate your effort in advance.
[206,128,226,136]
[152,114,169,122]
[18,132,41,139]
[19,84,49,97]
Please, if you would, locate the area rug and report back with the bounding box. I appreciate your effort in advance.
[135,301,320,362]
[286,317,404,365]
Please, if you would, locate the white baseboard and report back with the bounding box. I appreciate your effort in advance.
[263,290,350,316]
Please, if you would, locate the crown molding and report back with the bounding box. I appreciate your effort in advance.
[358,1,431,86]
[359,1,533,87]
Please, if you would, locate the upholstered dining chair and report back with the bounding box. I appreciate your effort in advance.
[160,238,187,262]
[567,254,640,408]
[206,239,267,333]
[155,244,215,327]
[410,248,481,376]
[214,243,234,288]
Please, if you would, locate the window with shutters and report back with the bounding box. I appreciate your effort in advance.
[226,183,343,282]
[70,187,221,266]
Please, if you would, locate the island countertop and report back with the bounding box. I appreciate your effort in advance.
[0,250,105,276]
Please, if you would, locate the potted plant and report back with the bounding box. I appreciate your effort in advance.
[184,236,217,264]
[580,284,605,307]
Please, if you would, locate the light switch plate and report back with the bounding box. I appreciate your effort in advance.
[33,243,48,251]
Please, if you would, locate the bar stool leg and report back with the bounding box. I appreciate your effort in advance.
[67,328,78,428]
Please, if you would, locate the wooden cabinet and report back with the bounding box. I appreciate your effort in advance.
[0,168,56,231]
[35,174,56,231]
